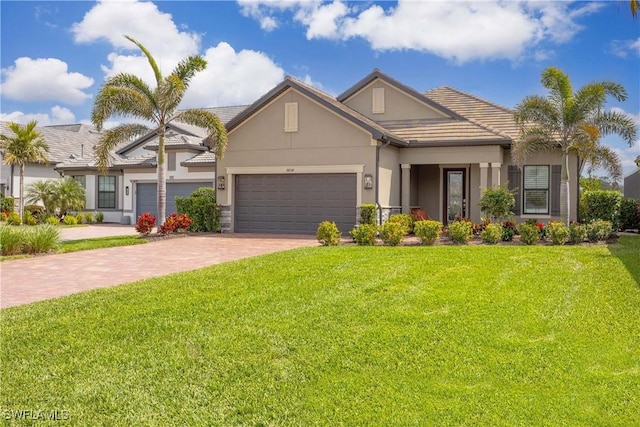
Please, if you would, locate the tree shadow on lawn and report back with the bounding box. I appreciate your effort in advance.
[608,235,640,286]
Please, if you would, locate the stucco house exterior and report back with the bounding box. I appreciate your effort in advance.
[216,69,577,234]
[0,122,102,206]
[624,168,640,199]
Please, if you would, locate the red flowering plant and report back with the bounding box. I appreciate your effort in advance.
[411,209,429,222]
[135,212,156,235]
[159,213,192,235]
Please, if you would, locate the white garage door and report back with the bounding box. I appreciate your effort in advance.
[235,174,357,234]
[136,182,212,219]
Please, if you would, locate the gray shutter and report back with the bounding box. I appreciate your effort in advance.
[508,165,521,215]
[551,165,561,216]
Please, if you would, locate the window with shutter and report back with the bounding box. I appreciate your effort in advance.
[523,165,549,214]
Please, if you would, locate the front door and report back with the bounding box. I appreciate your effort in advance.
[444,169,466,223]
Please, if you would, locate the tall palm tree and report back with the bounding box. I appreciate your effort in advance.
[91,35,228,225]
[0,121,49,224]
[513,67,637,224]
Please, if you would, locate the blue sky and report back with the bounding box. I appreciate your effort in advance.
[1,0,639,176]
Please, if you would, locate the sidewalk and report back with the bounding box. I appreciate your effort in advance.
[1,234,317,309]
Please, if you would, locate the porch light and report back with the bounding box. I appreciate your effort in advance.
[125,186,129,196]
[363,174,373,189]
[217,176,225,190]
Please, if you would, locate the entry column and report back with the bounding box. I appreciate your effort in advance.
[480,163,489,191]
[401,164,411,214]
[491,163,501,187]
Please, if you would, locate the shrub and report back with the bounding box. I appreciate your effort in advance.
[0,195,14,213]
[478,186,515,222]
[568,222,587,244]
[24,205,45,222]
[0,225,23,255]
[349,224,377,246]
[448,220,472,244]
[547,222,569,245]
[84,212,94,224]
[159,213,192,235]
[22,211,37,226]
[517,223,540,245]
[316,221,341,246]
[587,220,613,242]
[0,211,8,222]
[389,213,413,234]
[379,220,406,246]
[481,223,502,244]
[502,220,517,241]
[618,198,639,231]
[46,216,60,225]
[413,220,443,245]
[411,209,429,222]
[22,225,60,254]
[136,212,156,235]
[175,187,219,232]
[581,190,622,229]
[7,211,21,225]
[359,204,377,225]
[63,215,78,225]
[75,212,85,224]
[96,212,104,223]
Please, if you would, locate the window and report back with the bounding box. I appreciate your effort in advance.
[523,165,549,214]
[98,176,116,209]
[284,102,298,132]
[372,87,385,113]
[168,152,176,171]
[72,175,85,188]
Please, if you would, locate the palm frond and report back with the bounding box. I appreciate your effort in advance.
[124,35,162,85]
[171,55,207,89]
[91,86,155,130]
[585,145,623,183]
[95,124,150,174]
[0,121,49,166]
[511,127,557,165]
[156,75,186,116]
[596,110,638,145]
[104,73,157,109]
[514,95,559,131]
[172,109,229,158]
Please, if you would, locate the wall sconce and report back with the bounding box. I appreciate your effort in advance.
[217,176,226,190]
[363,174,373,189]
[125,186,129,196]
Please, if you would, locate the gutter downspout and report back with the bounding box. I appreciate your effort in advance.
[376,136,391,225]
[10,164,14,197]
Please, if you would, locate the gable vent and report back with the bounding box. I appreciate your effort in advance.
[284,102,298,132]
[372,87,385,114]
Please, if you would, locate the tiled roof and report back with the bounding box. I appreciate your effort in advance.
[143,134,207,151]
[379,119,509,145]
[424,86,519,139]
[0,121,103,164]
[181,151,216,166]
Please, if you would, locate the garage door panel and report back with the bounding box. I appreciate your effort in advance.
[235,174,356,234]
[136,182,212,219]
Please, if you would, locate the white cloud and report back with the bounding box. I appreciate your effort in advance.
[0,106,76,126]
[611,107,640,126]
[182,42,285,107]
[0,57,94,105]
[610,37,640,58]
[238,0,313,31]
[238,0,602,63]
[72,0,200,59]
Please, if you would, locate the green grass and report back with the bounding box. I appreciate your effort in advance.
[59,235,145,253]
[1,237,639,426]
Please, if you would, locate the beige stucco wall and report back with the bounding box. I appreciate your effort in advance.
[218,87,378,210]
[343,80,449,122]
[399,145,504,165]
[378,145,400,208]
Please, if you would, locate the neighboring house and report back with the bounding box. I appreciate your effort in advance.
[55,106,246,223]
[216,69,577,234]
[624,168,640,199]
[0,122,102,207]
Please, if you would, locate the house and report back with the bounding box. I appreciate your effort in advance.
[624,168,640,199]
[216,69,577,234]
[0,122,102,205]
[55,106,246,223]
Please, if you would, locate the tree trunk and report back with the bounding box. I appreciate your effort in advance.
[19,165,24,225]
[560,150,570,225]
[157,131,166,228]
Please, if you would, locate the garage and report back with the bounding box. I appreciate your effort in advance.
[136,182,212,219]
[234,173,357,234]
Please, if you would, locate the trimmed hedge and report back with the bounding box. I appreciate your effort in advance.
[175,187,220,232]
[581,190,622,229]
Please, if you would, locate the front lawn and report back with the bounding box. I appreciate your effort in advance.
[1,237,638,425]
[59,235,146,253]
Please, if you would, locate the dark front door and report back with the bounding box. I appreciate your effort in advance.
[443,169,466,223]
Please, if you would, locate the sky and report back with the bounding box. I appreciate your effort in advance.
[1,0,639,176]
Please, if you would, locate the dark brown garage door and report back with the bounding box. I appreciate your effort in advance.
[235,174,356,234]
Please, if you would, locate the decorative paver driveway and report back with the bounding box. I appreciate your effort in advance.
[0,234,317,309]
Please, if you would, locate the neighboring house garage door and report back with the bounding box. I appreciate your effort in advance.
[136,182,212,218]
[235,174,356,234]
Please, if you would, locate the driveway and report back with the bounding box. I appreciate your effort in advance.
[59,224,139,240]
[0,234,318,309]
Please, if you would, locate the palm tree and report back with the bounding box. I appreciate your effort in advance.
[0,121,49,224]
[631,0,639,18]
[54,177,86,216]
[513,67,637,224]
[91,35,228,225]
[26,180,57,214]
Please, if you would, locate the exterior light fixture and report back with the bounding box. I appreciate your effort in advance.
[363,174,373,189]
[217,176,226,190]
[125,186,129,196]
